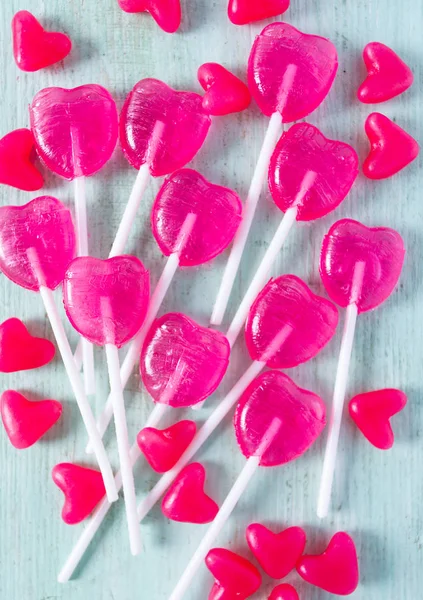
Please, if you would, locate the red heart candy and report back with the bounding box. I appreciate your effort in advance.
[363,112,419,179]
[0,318,55,372]
[52,463,106,524]
[12,10,72,72]
[1,390,62,449]
[117,0,181,33]
[198,63,251,116]
[297,532,359,595]
[268,584,299,600]
[358,42,413,104]
[349,388,407,450]
[137,419,197,472]
[0,129,43,191]
[228,0,290,25]
[161,463,219,523]
[206,548,262,599]
[246,523,306,579]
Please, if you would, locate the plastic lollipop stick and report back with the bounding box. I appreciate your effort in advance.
[73,339,83,371]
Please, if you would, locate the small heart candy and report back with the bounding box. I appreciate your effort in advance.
[358,42,413,104]
[296,531,359,595]
[246,523,306,579]
[228,0,290,25]
[198,63,251,116]
[268,584,299,600]
[63,256,150,348]
[206,548,262,599]
[0,129,43,191]
[161,463,219,523]
[0,318,55,372]
[363,112,419,179]
[12,10,72,72]
[137,419,197,472]
[349,388,407,450]
[117,0,181,33]
[52,463,106,524]
[1,390,62,449]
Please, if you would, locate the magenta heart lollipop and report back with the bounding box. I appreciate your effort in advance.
[152,169,242,266]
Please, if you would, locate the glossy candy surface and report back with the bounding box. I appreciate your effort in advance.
[117,0,181,33]
[120,79,211,176]
[228,0,290,25]
[63,256,150,348]
[206,548,262,600]
[269,123,358,221]
[248,23,338,120]
[198,63,251,116]
[141,313,230,407]
[30,85,118,180]
[0,318,55,372]
[0,129,43,191]
[137,420,197,472]
[152,169,242,266]
[320,219,405,313]
[234,370,326,467]
[0,196,75,291]
[268,584,299,600]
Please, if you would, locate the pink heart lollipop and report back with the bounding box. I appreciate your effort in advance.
[152,169,243,266]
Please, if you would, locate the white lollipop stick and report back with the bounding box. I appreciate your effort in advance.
[73,339,83,371]
[317,261,366,519]
[168,418,282,600]
[26,248,118,502]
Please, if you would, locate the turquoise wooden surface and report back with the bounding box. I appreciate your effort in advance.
[0,1,421,598]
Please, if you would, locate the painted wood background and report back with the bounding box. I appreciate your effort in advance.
[0,0,421,598]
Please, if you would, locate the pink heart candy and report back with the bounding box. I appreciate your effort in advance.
[117,0,181,33]
[52,463,106,524]
[269,123,358,221]
[30,84,118,180]
[0,129,44,191]
[245,275,338,369]
[320,219,405,313]
[137,419,197,472]
[0,318,55,372]
[198,63,251,116]
[140,312,230,407]
[152,169,242,266]
[234,370,326,466]
[268,584,299,600]
[0,196,76,291]
[63,256,149,348]
[120,79,211,177]
[206,548,262,600]
[228,0,290,26]
[248,23,338,120]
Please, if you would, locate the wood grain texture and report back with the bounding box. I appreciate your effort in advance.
[0,0,422,598]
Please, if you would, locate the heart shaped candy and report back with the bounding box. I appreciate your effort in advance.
[245,275,338,369]
[248,23,338,120]
[268,584,299,600]
[206,548,262,600]
[152,169,242,266]
[0,129,43,191]
[320,219,405,313]
[63,256,150,348]
[0,196,76,291]
[141,313,230,407]
[52,463,106,524]
[137,420,197,472]
[12,10,72,72]
[234,371,326,466]
[269,123,358,221]
[117,0,181,33]
[120,79,211,177]
[358,42,413,104]
[161,463,219,523]
[1,390,62,449]
[246,523,306,579]
[228,0,290,25]
[198,63,251,116]
[30,85,118,180]
[0,318,55,372]
[297,532,359,595]
[349,389,407,450]
[363,113,419,180]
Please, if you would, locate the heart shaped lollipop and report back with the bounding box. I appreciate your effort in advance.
[152,169,242,266]
[206,548,262,600]
[0,196,76,291]
[248,23,338,120]
[1,390,62,449]
[117,0,181,33]
[320,219,405,313]
[268,584,299,600]
[0,318,55,372]
[358,42,413,104]
[269,123,359,221]
[349,389,407,449]
[141,312,230,407]
[137,420,197,472]
[228,0,290,25]
[198,63,251,116]
[52,463,106,524]
[0,129,43,191]
[63,256,150,348]
[12,10,72,72]
[120,79,211,177]
[30,85,118,180]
